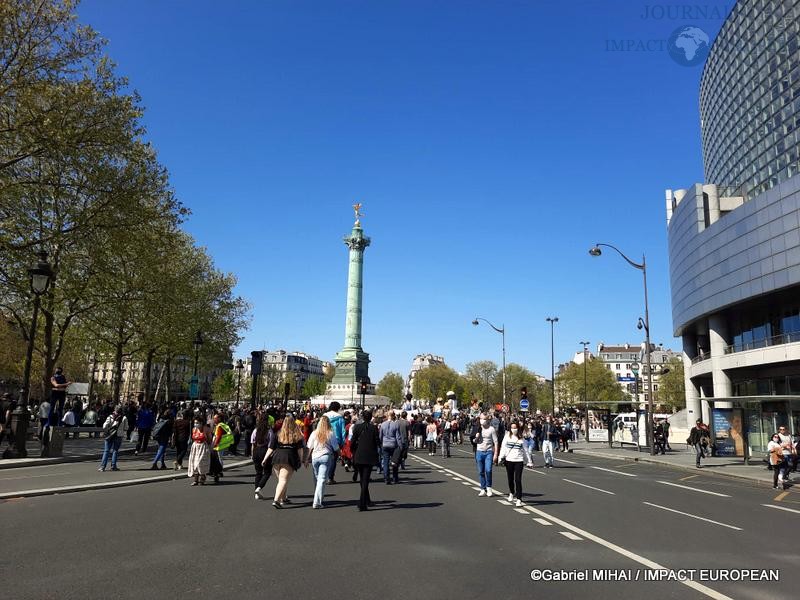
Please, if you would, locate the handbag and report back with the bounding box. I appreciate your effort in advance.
[131,430,139,444]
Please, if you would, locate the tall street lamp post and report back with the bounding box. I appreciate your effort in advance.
[294,373,301,410]
[546,317,558,414]
[191,330,203,404]
[472,317,506,406]
[22,252,53,407]
[589,243,655,455]
[580,340,590,442]
[235,359,245,407]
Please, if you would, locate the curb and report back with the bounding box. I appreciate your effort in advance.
[0,459,252,500]
[0,448,136,470]
[572,448,776,487]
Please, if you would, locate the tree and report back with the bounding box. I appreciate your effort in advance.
[502,363,546,412]
[376,372,404,404]
[657,358,685,411]
[462,360,498,405]
[413,363,464,405]
[302,376,326,399]
[211,370,236,402]
[556,358,626,409]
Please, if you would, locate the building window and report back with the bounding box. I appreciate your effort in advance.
[615,364,620,370]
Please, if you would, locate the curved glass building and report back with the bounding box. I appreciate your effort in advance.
[667,0,800,455]
[699,0,800,199]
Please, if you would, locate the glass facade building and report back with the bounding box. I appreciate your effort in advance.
[699,0,800,200]
[667,0,800,456]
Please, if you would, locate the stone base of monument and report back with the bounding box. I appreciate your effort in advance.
[310,390,393,409]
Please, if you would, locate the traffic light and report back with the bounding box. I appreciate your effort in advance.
[521,386,528,399]
[360,380,368,395]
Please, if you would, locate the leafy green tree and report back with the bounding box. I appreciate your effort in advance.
[656,357,685,411]
[303,376,326,399]
[376,372,404,404]
[462,360,498,405]
[556,358,625,410]
[211,370,236,402]
[502,363,546,412]
[413,363,464,405]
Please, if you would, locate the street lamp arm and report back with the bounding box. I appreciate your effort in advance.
[593,243,645,271]
[473,316,504,334]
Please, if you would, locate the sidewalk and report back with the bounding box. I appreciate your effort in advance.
[0,436,136,469]
[572,440,780,486]
[0,447,252,499]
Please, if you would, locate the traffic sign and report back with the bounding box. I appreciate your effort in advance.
[618,376,636,382]
[501,403,509,413]
[520,399,529,411]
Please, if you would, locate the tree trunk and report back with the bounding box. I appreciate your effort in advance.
[143,348,155,405]
[112,323,124,404]
[164,355,171,405]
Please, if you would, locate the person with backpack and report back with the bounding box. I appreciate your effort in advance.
[307,415,339,508]
[99,408,128,472]
[150,410,174,470]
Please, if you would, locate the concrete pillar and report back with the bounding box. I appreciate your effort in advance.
[709,313,733,409]
[683,333,702,430]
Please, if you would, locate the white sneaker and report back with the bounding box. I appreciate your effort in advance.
[486,488,493,497]
[507,493,514,502]
[527,463,534,468]
[478,489,487,497]
[254,488,262,500]
[515,499,523,508]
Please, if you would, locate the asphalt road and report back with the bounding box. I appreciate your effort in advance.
[2,445,797,600]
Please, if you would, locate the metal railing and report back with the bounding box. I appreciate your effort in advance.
[724,331,800,354]
[691,354,710,364]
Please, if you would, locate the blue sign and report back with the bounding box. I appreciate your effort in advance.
[520,399,529,411]
[618,376,636,382]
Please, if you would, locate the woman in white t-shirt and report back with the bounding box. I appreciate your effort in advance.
[499,420,526,507]
[307,416,339,509]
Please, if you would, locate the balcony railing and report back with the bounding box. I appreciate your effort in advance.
[724,332,800,354]
[691,353,710,364]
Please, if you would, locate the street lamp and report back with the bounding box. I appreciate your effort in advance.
[22,251,53,407]
[580,341,590,442]
[589,242,655,455]
[472,317,506,406]
[546,317,558,414]
[235,359,245,407]
[294,372,301,410]
[191,330,203,404]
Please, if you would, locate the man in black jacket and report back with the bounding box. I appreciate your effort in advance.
[688,419,711,468]
[351,410,380,511]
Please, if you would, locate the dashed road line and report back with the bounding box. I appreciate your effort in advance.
[656,480,730,497]
[562,478,615,495]
[497,499,512,505]
[560,531,583,541]
[409,453,732,600]
[679,474,699,481]
[774,491,789,502]
[590,466,637,477]
[533,518,552,526]
[513,507,528,514]
[643,502,742,531]
[762,503,800,515]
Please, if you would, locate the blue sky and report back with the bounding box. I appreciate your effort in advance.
[77,0,730,381]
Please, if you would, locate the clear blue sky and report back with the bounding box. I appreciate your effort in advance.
[77,0,729,381]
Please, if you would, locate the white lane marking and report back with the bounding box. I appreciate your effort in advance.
[554,456,577,464]
[533,518,552,525]
[762,503,800,515]
[527,467,547,475]
[562,478,615,495]
[656,480,730,497]
[513,508,528,514]
[471,487,481,492]
[409,454,732,600]
[590,466,637,477]
[560,531,583,541]
[0,471,78,481]
[643,502,742,531]
[497,499,512,505]
[461,481,471,486]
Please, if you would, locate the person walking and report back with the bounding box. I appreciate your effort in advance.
[253,416,276,500]
[777,425,796,484]
[379,410,403,485]
[172,410,191,470]
[499,420,526,507]
[473,413,499,496]
[397,411,410,469]
[187,416,212,486]
[323,402,345,484]
[768,433,789,490]
[134,402,154,455]
[541,417,556,468]
[98,408,127,472]
[150,410,173,470]
[688,419,711,468]
[351,409,380,511]
[425,417,438,456]
[307,415,339,508]
[262,417,307,508]
[522,421,535,468]
[440,417,452,458]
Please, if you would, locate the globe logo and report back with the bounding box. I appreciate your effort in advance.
[668,26,710,67]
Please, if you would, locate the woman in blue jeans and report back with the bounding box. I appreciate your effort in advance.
[472,413,499,497]
[307,416,339,509]
[99,409,128,472]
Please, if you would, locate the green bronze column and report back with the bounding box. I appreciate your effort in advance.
[332,206,371,388]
